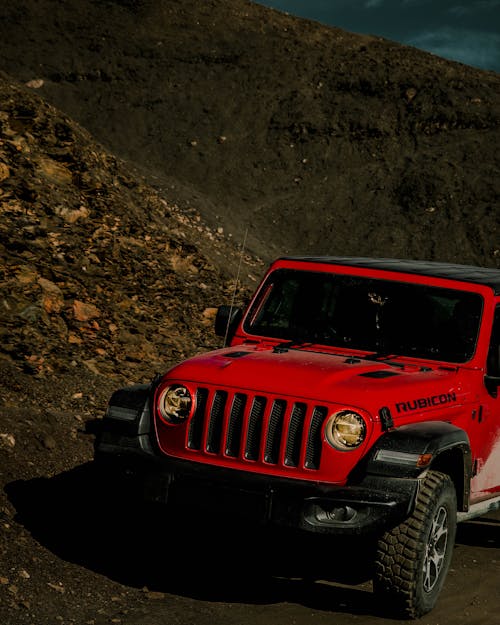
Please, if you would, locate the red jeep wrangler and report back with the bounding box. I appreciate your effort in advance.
[95,256,500,618]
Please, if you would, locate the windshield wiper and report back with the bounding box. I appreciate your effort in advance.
[352,352,405,368]
[272,339,313,353]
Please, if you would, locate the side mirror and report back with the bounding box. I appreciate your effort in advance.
[214,305,243,340]
[484,375,500,397]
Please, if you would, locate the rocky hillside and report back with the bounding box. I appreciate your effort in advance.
[0,0,499,266]
[0,72,261,381]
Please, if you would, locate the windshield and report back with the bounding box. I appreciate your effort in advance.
[244,269,483,363]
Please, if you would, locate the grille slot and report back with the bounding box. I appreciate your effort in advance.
[186,388,327,471]
[305,406,328,469]
[206,390,227,453]
[264,400,286,464]
[225,393,247,457]
[245,396,266,460]
[284,402,306,467]
[187,388,208,450]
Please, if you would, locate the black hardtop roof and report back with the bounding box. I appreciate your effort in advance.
[279,256,500,294]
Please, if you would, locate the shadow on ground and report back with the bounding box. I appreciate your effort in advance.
[5,462,383,616]
[456,515,500,549]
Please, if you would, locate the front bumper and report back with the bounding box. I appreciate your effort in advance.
[95,429,418,536]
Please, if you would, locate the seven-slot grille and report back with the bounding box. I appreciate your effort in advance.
[187,387,328,470]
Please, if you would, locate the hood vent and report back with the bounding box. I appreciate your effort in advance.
[225,351,252,358]
[359,370,400,378]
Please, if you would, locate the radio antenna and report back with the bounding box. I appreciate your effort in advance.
[224,227,248,347]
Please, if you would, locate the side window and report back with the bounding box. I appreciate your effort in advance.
[487,306,500,377]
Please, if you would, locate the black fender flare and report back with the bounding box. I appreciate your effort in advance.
[102,382,152,436]
[94,375,162,459]
[361,421,472,511]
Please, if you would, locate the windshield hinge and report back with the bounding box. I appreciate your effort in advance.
[379,406,394,431]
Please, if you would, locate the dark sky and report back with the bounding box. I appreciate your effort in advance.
[256,0,500,73]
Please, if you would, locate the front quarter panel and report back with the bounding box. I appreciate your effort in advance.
[358,421,472,510]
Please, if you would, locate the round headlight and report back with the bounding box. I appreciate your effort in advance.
[325,410,366,450]
[158,385,193,423]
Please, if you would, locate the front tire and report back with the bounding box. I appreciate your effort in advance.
[373,470,457,619]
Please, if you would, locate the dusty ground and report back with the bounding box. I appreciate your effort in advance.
[0,0,500,623]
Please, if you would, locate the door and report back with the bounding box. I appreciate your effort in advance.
[470,304,500,498]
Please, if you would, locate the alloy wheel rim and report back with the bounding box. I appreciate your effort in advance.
[423,505,448,593]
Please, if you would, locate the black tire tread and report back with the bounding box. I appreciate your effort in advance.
[373,470,456,619]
